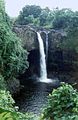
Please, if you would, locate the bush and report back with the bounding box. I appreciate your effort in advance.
[0,89,15,111]
[0,110,36,120]
[42,83,78,120]
[0,75,7,90]
[0,89,36,120]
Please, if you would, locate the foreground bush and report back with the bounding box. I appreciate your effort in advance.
[0,84,78,120]
[0,109,35,120]
[42,83,78,120]
[0,89,16,112]
[0,89,36,120]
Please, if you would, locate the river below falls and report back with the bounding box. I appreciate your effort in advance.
[15,78,60,115]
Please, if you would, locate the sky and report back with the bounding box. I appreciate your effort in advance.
[5,0,78,17]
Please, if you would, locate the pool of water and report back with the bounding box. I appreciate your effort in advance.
[15,79,60,115]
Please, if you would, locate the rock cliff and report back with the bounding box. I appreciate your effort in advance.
[13,25,78,75]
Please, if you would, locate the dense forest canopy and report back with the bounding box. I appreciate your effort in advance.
[15,5,78,30]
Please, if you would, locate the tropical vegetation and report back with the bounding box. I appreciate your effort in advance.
[0,0,78,120]
[42,83,78,120]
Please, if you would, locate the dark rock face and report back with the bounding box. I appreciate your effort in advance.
[13,25,65,52]
[48,30,71,71]
[13,25,38,51]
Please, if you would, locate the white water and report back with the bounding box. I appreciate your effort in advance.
[37,32,52,83]
[45,33,48,62]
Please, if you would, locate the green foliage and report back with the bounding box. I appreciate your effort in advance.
[21,5,41,18]
[0,0,29,81]
[52,8,78,29]
[0,2,31,119]
[0,0,5,12]
[15,6,78,31]
[15,5,41,25]
[39,9,49,26]
[60,28,78,52]
[5,13,13,28]
[42,83,78,120]
[0,111,15,120]
[16,112,36,120]
[0,75,7,90]
[15,5,52,26]
[0,90,15,111]
[14,6,78,54]
[0,22,29,80]
[0,90,37,120]
[0,110,36,120]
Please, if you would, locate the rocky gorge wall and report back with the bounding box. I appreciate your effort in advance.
[13,25,38,51]
[13,25,78,83]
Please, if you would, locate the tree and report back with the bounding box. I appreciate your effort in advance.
[52,8,76,29]
[0,0,29,80]
[15,5,42,25]
[22,5,42,18]
[39,9,49,26]
[0,0,5,13]
[0,0,5,21]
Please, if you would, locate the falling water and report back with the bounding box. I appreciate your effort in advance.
[37,32,52,83]
[37,32,47,80]
[45,33,48,62]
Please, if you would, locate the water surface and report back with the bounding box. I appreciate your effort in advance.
[15,79,59,115]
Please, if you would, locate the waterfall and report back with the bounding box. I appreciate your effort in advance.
[45,33,48,62]
[37,32,47,80]
[37,32,52,83]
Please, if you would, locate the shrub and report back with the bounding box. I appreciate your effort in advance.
[0,90,15,111]
[0,90,36,120]
[42,83,78,120]
[0,75,7,90]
